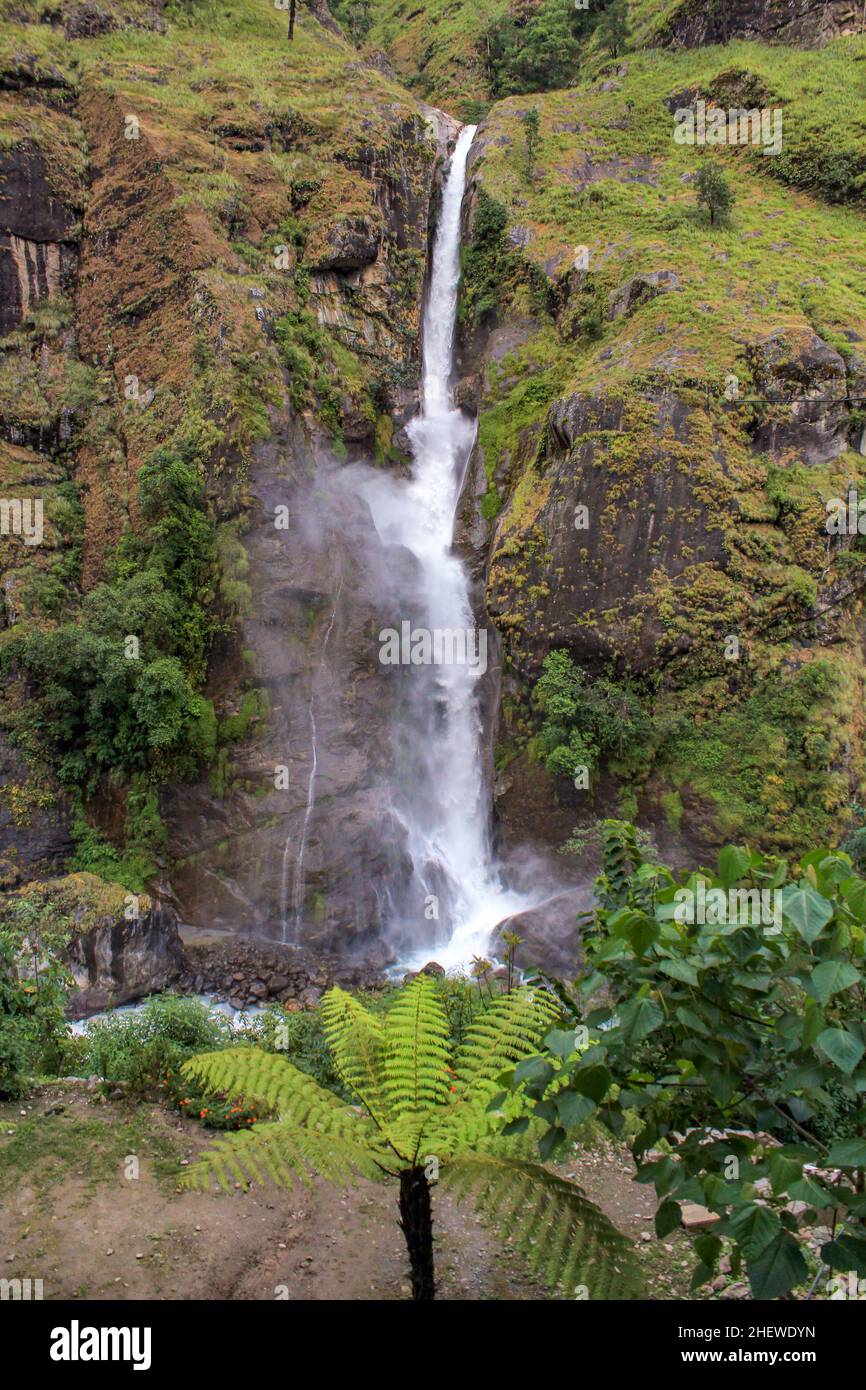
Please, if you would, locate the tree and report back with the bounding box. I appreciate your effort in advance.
[521,106,540,180]
[483,0,588,97]
[597,0,630,59]
[512,827,866,1299]
[696,160,734,226]
[181,976,641,1299]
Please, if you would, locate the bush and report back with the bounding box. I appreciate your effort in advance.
[0,901,74,1096]
[484,0,591,97]
[511,827,866,1299]
[535,649,647,780]
[79,995,232,1098]
[3,437,218,795]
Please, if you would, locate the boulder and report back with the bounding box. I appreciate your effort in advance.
[609,270,680,321]
[312,215,381,272]
[497,888,591,977]
[63,885,183,1019]
[746,326,850,464]
[1,873,184,1019]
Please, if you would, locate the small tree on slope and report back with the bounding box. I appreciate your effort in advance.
[181,977,641,1299]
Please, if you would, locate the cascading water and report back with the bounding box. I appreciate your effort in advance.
[361,124,533,970]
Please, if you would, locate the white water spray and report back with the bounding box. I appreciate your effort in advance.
[362,124,533,970]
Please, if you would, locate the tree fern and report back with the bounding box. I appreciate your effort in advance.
[179,975,642,1300]
[442,1150,643,1300]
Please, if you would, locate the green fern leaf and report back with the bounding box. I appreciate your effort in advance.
[455,986,560,1100]
[181,1047,373,1142]
[442,1150,643,1300]
[382,975,451,1120]
[180,1120,386,1194]
[320,987,389,1125]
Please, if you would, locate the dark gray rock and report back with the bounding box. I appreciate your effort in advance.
[63,894,184,1020]
[312,215,381,272]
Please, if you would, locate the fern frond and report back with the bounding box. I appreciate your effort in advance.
[455,987,561,1100]
[180,1120,388,1194]
[181,1047,373,1143]
[442,1151,643,1300]
[320,987,389,1126]
[382,975,450,1123]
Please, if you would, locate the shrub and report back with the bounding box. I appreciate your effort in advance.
[535,649,647,780]
[79,995,232,1098]
[3,437,218,794]
[0,899,74,1095]
[511,827,866,1298]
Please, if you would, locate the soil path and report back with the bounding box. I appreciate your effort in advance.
[0,1083,686,1301]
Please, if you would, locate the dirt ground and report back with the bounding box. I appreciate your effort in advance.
[0,1081,691,1301]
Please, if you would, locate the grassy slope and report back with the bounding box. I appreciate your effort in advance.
[367,0,510,116]
[467,32,866,850]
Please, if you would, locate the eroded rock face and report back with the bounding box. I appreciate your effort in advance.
[746,328,851,464]
[312,215,382,272]
[0,145,79,335]
[654,0,858,49]
[65,899,183,1019]
[487,388,729,678]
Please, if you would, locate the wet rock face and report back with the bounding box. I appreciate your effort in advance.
[163,111,457,949]
[164,431,416,948]
[655,0,858,49]
[65,899,184,1019]
[487,389,728,678]
[0,145,79,335]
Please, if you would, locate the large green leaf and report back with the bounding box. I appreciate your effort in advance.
[655,1198,681,1238]
[717,845,751,888]
[821,1231,866,1277]
[807,960,860,1005]
[727,1202,780,1260]
[659,958,700,987]
[617,995,664,1044]
[827,1138,866,1168]
[780,883,834,944]
[816,1028,865,1075]
[747,1231,809,1300]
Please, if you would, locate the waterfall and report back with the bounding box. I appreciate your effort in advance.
[360,124,533,970]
